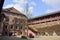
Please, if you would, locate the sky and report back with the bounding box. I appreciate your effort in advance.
[3,0,60,18]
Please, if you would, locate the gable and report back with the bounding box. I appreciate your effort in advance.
[3,7,22,14]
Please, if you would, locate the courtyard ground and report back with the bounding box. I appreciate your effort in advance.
[0,36,60,40]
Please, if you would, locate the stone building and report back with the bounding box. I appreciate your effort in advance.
[28,11,60,36]
[0,7,27,36]
[0,7,60,37]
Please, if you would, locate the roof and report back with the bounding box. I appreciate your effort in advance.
[28,10,60,20]
[2,7,27,18]
[3,7,21,13]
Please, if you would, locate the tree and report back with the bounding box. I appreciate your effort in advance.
[23,0,33,18]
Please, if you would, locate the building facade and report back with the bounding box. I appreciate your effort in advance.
[0,7,60,37]
[0,7,27,36]
[28,11,60,36]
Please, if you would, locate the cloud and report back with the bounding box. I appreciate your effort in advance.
[30,1,36,6]
[3,0,36,15]
[45,9,60,14]
[28,7,33,13]
[3,4,14,9]
[42,0,60,9]
[3,4,25,14]
[14,4,24,13]
[12,0,36,15]
[13,0,27,3]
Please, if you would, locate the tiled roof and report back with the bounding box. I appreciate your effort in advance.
[2,7,27,18]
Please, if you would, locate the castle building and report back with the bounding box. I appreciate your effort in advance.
[28,11,60,36]
[0,7,27,36]
[0,7,60,37]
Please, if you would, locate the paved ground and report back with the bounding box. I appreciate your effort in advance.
[0,36,60,40]
[30,36,60,40]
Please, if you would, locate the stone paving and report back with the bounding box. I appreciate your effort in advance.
[30,36,60,40]
[0,36,60,40]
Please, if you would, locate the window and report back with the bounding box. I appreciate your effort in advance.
[14,18,18,23]
[16,26,17,29]
[19,19,26,24]
[5,25,7,29]
[5,16,9,22]
[20,26,22,29]
[3,24,7,29]
[14,18,19,24]
[10,25,13,29]
[18,25,22,29]
[15,26,19,30]
[13,18,26,25]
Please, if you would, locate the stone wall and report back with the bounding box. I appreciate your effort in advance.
[2,10,27,36]
[28,20,60,36]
